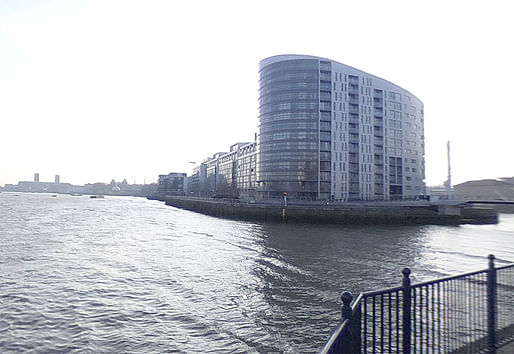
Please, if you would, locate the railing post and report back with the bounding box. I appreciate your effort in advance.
[487,254,497,353]
[339,291,361,353]
[402,268,412,354]
[340,291,353,353]
[341,291,353,320]
[352,300,362,354]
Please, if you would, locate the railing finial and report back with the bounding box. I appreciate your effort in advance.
[341,291,353,319]
[488,254,495,269]
[402,267,411,280]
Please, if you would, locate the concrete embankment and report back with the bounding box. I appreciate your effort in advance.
[154,196,498,225]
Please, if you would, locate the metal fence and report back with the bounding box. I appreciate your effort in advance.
[322,255,514,353]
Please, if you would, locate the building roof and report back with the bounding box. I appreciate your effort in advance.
[454,178,514,188]
[259,54,422,103]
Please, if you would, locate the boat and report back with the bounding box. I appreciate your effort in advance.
[89,195,104,199]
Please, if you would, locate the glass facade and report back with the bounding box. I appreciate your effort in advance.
[257,59,320,199]
[194,55,425,202]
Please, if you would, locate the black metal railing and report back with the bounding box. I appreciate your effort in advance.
[321,255,514,353]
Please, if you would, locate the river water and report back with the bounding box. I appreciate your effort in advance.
[0,192,512,353]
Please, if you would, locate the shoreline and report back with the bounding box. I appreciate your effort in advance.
[152,195,499,225]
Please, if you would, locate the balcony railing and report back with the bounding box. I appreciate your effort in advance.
[321,255,514,353]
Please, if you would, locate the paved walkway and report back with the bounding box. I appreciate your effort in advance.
[497,340,514,354]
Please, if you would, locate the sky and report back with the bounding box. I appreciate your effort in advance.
[1,0,513,187]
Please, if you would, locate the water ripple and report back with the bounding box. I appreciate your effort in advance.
[0,193,512,353]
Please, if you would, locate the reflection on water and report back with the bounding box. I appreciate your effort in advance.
[0,193,512,353]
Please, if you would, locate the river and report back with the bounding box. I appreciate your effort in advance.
[1,192,512,353]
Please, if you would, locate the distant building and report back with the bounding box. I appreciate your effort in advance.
[189,163,208,197]
[237,142,257,200]
[34,173,39,183]
[205,152,227,196]
[157,173,188,196]
[188,142,257,199]
[454,178,514,201]
[426,185,452,201]
[3,176,154,196]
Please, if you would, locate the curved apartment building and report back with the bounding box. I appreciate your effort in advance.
[257,55,425,200]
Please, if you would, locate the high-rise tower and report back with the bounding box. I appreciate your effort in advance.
[257,55,425,201]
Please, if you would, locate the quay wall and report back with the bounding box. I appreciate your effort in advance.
[158,196,498,225]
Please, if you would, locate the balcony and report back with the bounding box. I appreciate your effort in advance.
[348,95,359,105]
[348,84,359,93]
[348,76,359,84]
[349,147,359,155]
[320,101,331,111]
[348,107,359,115]
[320,71,331,81]
[320,91,331,101]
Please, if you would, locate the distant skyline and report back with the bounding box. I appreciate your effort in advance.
[1,0,513,187]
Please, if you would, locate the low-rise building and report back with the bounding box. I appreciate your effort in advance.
[189,141,257,199]
[189,163,208,197]
[237,142,257,200]
[157,173,188,196]
[454,178,514,201]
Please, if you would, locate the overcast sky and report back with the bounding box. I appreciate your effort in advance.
[1,0,512,187]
